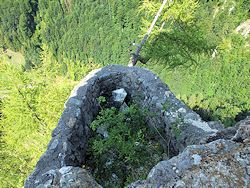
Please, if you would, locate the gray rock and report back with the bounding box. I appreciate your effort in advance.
[192,154,202,165]
[128,139,250,188]
[59,167,102,188]
[207,121,224,130]
[200,126,238,144]
[112,88,127,104]
[119,102,129,112]
[232,118,250,143]
[35,166,102,188]
[96,125,109,139]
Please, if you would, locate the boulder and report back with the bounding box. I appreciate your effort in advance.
[112,88,127,105]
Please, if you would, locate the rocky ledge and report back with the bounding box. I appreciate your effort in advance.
[129,118,250,188]
[25,65,249,188]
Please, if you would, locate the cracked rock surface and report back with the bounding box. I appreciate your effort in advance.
[128,138,249,188]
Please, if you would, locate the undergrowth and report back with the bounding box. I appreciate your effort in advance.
[86,101,165,187]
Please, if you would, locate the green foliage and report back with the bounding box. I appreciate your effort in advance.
[0,58,99,187]
[0,0,142,66]
[162,100,171,111]
[152,32,250,126]
[0,0,37,50]
[170,117,183,139]
[97,96,107,107]
[143,0,250,125]
[87,104,164,187]
[0,0,38,65]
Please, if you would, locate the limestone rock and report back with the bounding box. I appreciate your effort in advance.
[112,88,127,105]
[34,166,102,188]
[59,167,102,188]
[128,139,250,188]
[232,117,250,143]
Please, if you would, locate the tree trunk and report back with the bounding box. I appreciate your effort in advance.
[128,0,170,66]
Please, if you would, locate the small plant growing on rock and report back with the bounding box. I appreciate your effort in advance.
[86,102,165,187]
[97,96,106,107]
[171,123,182,139]
[170,116,184,139]
[163,100,171,111]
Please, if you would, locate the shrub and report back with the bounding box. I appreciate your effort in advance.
[87,102,164,187]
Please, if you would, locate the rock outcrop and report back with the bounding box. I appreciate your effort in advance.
[25,65,249,188]
[129,139,249,188]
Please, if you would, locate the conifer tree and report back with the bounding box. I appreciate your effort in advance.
[129,0,172,66]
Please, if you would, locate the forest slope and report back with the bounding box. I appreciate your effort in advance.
[0,0,249,187]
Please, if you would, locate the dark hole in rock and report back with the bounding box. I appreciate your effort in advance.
[235,110,250,122]
[193,107,213,122]
[193,106,250,127]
